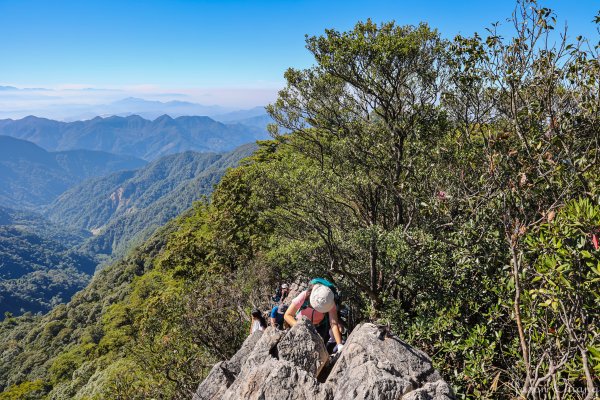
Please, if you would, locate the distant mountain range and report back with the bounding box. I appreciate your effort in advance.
[0,135,147,209]
[0,114,269,160]
[211,106,269,123]
[0,95,271,122]
[0,110,263,318]
[47,143,257,259]
[77,97,230,121]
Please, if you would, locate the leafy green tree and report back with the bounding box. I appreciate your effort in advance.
[0,380,49,400]
[267,20,451,310]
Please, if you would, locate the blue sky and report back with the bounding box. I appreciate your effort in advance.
[0,0,598,111]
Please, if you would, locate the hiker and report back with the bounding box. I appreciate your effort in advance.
[280,283,290,302]
[272,283,290,303]
[284,278,344,353]
[269,303,288,329]
[250,308,267,334]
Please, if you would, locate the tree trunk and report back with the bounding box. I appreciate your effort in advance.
[580,346,595,400]
[510,242,531,397]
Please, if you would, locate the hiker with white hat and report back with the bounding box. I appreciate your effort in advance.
[280,283,290,302]
[271,282,290,304]
[284,278,344,353]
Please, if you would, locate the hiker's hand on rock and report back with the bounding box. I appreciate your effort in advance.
[334,343,344,353]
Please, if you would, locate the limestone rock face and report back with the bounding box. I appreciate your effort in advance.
[239,326,285,375]
[192,321,454,400]
[222,358,330,400]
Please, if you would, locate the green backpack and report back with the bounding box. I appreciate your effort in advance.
[309,278,337,292]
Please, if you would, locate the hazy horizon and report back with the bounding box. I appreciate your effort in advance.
[0,86,274,121]
[1,0,598,120]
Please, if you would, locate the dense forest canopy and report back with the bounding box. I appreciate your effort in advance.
[0,1,598,399]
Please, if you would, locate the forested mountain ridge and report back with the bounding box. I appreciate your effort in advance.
[0,135,146,209]
[46,143,257,259]
[0,139,253,320]
[0,207,96,317]
[0,215,179,397]
[0,206,90,248]
[0,114,268,160]
[0,4,599,400]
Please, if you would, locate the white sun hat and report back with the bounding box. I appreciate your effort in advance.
[309,284,335,313]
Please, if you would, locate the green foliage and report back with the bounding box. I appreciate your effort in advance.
[0,219,175,395]
[0,379,49,400]
[48,343,96,384]
[263,4,600,397]
[523,198,600,395]
[0,211,97,318]
[0,2,598,399]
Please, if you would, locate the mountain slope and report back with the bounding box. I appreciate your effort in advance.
[0,207,97,317]
[0,141,271,398]
[0,114,268,160]
[0,217,176,395]
[0,136,146,209]
[0,144,254,319]
[0,206,90,248]
[46,143,257,258]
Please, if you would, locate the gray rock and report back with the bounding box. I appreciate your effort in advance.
[403,381,455,400]
[277,317,329,376]
[192,321,454,400]
[227,329,264,375]
[193,330,263,400]
[192,361,235,400]
[239,326,285,375]
[222,322,329,399]
[221,358,331,400]
[324,323,453,400]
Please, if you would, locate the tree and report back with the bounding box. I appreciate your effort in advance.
[267,20,451,310]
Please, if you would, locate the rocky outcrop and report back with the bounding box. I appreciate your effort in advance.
[277,318,329,376]
[193,329,264,399]
[193,319,454,400]
[323,323,453,399]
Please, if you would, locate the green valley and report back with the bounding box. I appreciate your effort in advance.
[0,207,96,316]
[47,143,256,259]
